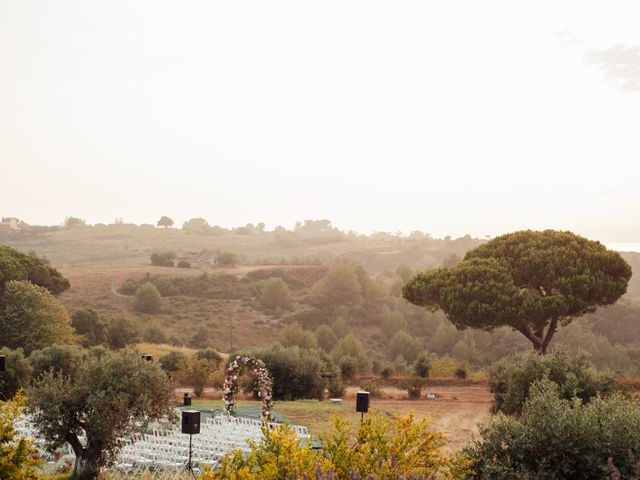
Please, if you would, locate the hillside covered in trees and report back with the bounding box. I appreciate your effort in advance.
[2,219,640,375]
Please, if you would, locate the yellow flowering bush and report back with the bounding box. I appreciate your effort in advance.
[204,410,472,479]
[0,391,41,480]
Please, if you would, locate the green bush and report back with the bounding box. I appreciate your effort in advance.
[327,378,346,398]
[133,282,162,313]
[359,380,382,398]
[260,277,291,310]
[158,351,187,373]
[107,315,140,349]
[339,355,357,381]
[195,347,222,368]
[380,363,395,379]
[488,349,622,415]
[455,367,467,379]
[252,345,336,400]
[401,376,425,399]
[150,251,176,267]
[413,352,431,378]
[390,330,423,364]
[468,377,640,479]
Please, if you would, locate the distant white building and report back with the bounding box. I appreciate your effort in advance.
[0,217,20,232]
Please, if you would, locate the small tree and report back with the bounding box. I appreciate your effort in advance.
[278,322,317,349]
[71,309,109,346]
[260,277,291,310]
[150,251,176,266]
[176,358,211,397]
[156,216,174,228]
[107,315,140,349]
[389,330,423,364]
[403,230,632,354]
[195,347,222,368]
[29,349,174,479]
[133,282,162,313]
[413,353,431,378]
[315,325,338,352]
[158,351,187,373]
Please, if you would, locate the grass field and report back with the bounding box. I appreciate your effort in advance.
[190,384,493,451]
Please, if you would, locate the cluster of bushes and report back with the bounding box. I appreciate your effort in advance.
[119,272,254,300]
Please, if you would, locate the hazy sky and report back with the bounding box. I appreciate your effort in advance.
[1,1,639,240]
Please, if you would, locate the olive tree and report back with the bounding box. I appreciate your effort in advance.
[403,230,631,354]
[29,349,174,479]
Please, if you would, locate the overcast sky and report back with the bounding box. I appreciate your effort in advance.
[1,1,639,240]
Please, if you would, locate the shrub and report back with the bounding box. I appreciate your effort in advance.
[118,278,138,295]
[259,277,291,310]
[71,309,109,346]
[455,367,467,379]
[133,282,162,313]
[107,315,140,349]
[278,322,317,349]
[359,381,382,398]
[153,277,178,297]
[380,363,395,379]
[176,358,211,397]
[207,411,472,479]
[430,354,464,377]
[158,351,187,373]
[413,352,431,378]
[390,330,423,364]
[216,249,238,266]
[331,334,372,377]
[144,323,168,344]
[468,378,640,479]
[177,260,191,268]
[28,344,86,380]
[327,378,346,398]
[402,376,425,399]
[339,355,357,381]
[253,345,335,400]
[196,348,222,368]
[150,251,176,267]
[488,348,622,415]
[315,325,337,353]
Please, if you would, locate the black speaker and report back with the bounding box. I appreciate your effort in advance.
[142,354,153,362]
[182,410,201,434]
[356,391,370,413]
[0,355,5,372]
[183,393,192,406]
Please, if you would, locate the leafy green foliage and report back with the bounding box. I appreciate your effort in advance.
[158,350,187,373]
[468,378,640,479]
[315,324,338,352]
[0,348,31,399]
[401,376,425,399]
[133,281,162,313]
[413,352,431,378]
[176,357,211,397]
[488,349,623,415]
[403,230,632,354]
[252,345,336,400]
[150,250,176,266]
[310,263,363,309]
[389,330,423,363]
[0,245,69,295]
[195,347,222,368]
[278,322,317,349]
[28,344,86,380]
[29,349,175,479]
[0,280,74,354]
[330,334,372,377]
[71,309,109,346]
[259,277,291,310]
[106,315,140,349]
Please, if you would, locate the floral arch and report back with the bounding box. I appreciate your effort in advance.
[223,355,274,420]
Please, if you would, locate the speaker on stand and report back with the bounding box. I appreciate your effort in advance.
[356,390,370,423]
[182,410,201,474]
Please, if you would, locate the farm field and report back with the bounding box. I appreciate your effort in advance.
[190,384,493,452]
